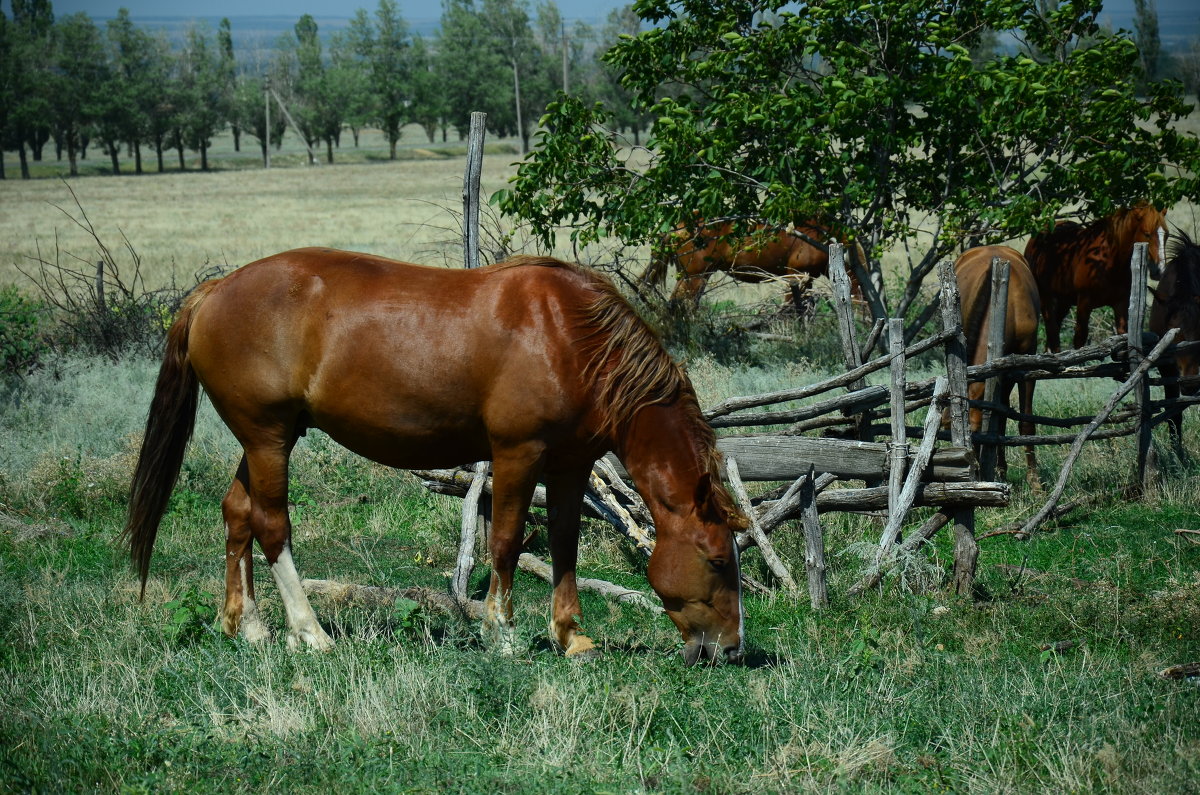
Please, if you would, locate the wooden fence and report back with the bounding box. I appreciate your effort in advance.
[419,237,1199,613]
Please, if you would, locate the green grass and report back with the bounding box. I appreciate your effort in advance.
[1,352,1199,793]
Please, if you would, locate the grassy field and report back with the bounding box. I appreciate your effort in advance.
[1,139,1199,792]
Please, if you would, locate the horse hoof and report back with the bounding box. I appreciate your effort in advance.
[564,635,600,661]
[287,628,335,652]
[240,617,271,645]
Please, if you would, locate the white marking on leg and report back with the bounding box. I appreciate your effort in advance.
[270,545,334,652]
[238,555,270,644]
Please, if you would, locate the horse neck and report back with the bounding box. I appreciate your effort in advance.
[615,401,714,524]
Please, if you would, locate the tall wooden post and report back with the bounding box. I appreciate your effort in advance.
[462,111,487,270]
[938,259,978,597]
[1128,241,1152,493]
[887,317,908,540]
[978,257,1010,481]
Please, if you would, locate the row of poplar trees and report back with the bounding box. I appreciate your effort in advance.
[0,0,647,179]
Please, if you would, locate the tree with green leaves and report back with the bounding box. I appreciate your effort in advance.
[1133,0,1160,84]
[436,0,508,140]
[9,0,54,169]
[329,21,375,147]
[482,0,544,152]
[176,23,226,171]
[501,0,1200,322]
[103,8,160,174]
[217,17,240,152]
[350,0,412,160]
[48,12,109,177]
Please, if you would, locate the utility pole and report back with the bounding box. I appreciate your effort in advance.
[264,76,271,169]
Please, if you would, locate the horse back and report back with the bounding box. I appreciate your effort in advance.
[185,249,609,467]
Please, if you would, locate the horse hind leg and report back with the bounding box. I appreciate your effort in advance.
[544,467,598,659]
[245,445,333,652]
[220,456,270,643]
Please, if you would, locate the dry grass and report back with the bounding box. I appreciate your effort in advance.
[0,126,532,291]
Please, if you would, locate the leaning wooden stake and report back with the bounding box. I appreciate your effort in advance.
[452,461,490,605]
[726,457,798,593]
[874,376,949,566]
[1018,328,1179,538]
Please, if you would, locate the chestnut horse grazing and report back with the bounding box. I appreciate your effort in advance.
[642,220,864,307]
[1150,228,1200,450]
[955,246,1042,489]
[123,249,747,665]
[1024,204,1167,351]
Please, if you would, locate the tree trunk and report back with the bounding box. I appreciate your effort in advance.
[107,141,121,175]
[389,136,397,160]
[134,141,143,174]
[233,124,240,151]
[326,137,333,164]
[18,143,30,179]
[175,135,185,170]
[200,141,208,171]
[155,137,164,173]
[0,149,5,179]
[66,133,78,177]
[512,58,525,154]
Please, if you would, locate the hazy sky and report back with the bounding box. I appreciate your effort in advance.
[10,0,1198,39]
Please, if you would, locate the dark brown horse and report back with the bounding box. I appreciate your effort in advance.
[955,245,1042,489]
[123,249,747,665]
[1024,204,1167,351]
[1150,228,1200,450]
[642,220,864,307]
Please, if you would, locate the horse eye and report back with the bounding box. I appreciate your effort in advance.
[709,558,727,572]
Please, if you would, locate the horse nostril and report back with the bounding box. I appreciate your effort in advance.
[724,646,744,665]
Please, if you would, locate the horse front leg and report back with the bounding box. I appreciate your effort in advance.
[544,466,598,658]
[1072,302,1095,349]
[483,447,543,655]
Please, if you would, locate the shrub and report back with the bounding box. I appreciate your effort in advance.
[0,287,49,376]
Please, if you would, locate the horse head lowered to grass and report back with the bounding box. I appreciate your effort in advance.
[123,250,747,665]
[641,219,864,310]
[1024,204,1167,351]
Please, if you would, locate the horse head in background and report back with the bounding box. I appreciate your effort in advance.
[1150,228,1200,452]
[641,219,864,309]
[1024,204,1167,351]
[953,245,1043,491]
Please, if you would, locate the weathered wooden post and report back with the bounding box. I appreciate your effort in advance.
[887,317,908,538]
[800,465,828,609]
[938,259,979,597]
[453,112,490,604]
[978,257,1010,480]
[462,111,487,270]
[1128,241,1152,492]
[830,242,873,446]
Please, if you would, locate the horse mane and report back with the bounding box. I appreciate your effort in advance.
[1106,203,1164,247]
[494,255,743,526]
[1166,228,1200,304]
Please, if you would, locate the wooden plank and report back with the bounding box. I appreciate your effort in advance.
[888,317,909,524]
[799,467,828,609]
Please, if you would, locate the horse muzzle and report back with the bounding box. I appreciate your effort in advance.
[682,638,744,666]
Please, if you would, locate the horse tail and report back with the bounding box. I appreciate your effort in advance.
[960,264,992,358]
[640,240,672,289]
[121,278,220,599]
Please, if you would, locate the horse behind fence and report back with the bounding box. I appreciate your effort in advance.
[1024,204,1166,352]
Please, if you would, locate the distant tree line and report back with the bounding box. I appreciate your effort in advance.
[0,0,648,178]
